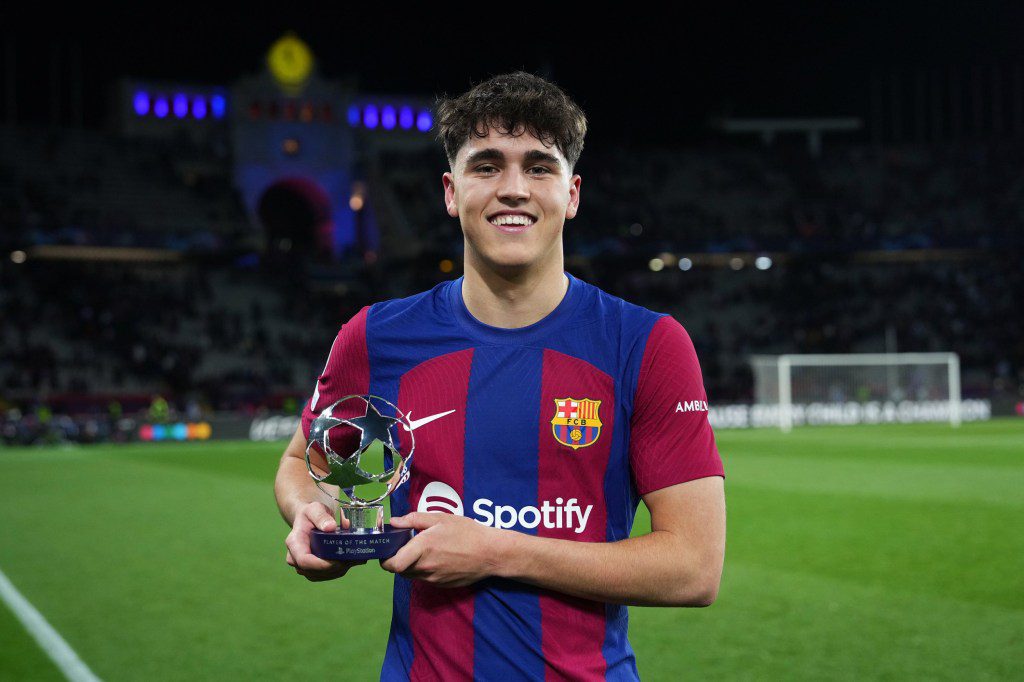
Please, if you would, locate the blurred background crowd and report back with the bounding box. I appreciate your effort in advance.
[2,17,1022,443]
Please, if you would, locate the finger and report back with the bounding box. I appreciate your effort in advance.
[298,559,367,582]
[301,559,359,575]
[388,561,423,581]
[380,539,424,574]
[306,503,338,532]
[285,529,310,556]
[286,534,343,572]
[296,552,343,572]
[286,549,297,567]
[297,567,344,582]
[390,512,445,530]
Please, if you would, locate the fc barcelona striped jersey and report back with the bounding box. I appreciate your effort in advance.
[301,272,724,681]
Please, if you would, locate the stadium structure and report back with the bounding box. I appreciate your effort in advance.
[0,33,1021,444]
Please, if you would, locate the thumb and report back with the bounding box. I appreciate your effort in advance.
[308,504,337,532]
[390,512,445,530]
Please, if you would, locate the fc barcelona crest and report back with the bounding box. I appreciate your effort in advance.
[551,398,603,450]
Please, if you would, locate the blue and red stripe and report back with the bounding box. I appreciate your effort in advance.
[537,349,614,680]
[399,349,476,680]
[464,346,546,680]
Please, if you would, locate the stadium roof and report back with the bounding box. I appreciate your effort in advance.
[6,3,1024,144]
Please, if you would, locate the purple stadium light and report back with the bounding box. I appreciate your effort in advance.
[193,96,207,120]
[154,97,169,118]
[416,110,433,132]
[399,106,414,129]
[381,105,397,130]
[347,104,360,127]
[363,104,379,129]
[133,91,149,116]
[211,94,226,119]
[173,94,188,118]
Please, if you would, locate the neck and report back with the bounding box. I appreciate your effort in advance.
[461,253,569,329]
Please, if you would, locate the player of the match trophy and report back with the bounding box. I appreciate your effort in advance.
[305,395,414,560]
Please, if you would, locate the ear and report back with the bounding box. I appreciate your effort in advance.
[565,174,582,220]
[443,172,458,218]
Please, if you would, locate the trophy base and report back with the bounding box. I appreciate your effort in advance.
[309,524,413,561]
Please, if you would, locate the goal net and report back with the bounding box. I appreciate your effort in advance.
[750,353,961,431]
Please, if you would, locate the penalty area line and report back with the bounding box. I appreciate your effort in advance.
[0,565,102,682]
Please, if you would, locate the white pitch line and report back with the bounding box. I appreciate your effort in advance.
[0,566,102,682]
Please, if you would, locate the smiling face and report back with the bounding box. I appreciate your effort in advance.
[443,125,581,278]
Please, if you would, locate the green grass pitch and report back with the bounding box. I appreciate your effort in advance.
[1,419,1021,680]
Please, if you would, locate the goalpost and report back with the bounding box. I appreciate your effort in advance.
[750,353,961,432]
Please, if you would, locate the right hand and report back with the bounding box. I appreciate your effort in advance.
[285,502,366,582]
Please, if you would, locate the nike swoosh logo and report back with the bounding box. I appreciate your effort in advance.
[403,409,456,432]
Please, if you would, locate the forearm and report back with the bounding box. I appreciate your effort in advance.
[278,449,362,582]
[274,455,338,526]
[497,527,720,607]
[385,478,724,602]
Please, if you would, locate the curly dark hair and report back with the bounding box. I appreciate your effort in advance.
[436,71,587,172]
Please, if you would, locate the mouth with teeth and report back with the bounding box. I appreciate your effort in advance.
[488,212,536,234]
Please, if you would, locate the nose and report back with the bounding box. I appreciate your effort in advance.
[496,167,529,202]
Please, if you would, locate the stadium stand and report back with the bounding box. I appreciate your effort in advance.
[1,123,1022,442]
[0,125,246,250]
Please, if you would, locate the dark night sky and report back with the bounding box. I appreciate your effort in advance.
[5,3,1024,147]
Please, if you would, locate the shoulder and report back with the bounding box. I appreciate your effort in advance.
[571,278,707,403]
[571,275,666,334]
[363,280,454,328]
[571,275,678,356]
[643,316,697,355]
[326,305,369,347]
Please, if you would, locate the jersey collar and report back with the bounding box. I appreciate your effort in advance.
[447,271,582,345]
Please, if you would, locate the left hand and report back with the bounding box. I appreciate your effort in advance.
[381,512,506,588]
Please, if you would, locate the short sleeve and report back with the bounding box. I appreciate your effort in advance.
[629,315,724,496]
[300,306,371,440]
